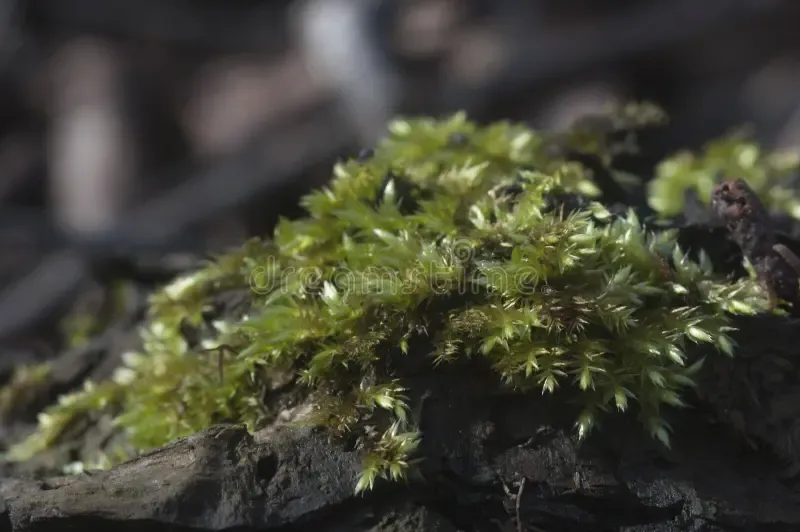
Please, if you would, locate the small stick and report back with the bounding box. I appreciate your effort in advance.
[710,178,800,313]
[516,477,526,532]
[199,344,236,385]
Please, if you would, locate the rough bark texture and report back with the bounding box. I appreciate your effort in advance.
[2,312,800,531]
[710,178,800,313]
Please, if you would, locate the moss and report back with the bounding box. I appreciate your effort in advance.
[2,105,773,493]
[648,132,800,219]
[61,313,98,349]
[60,281,133,349]
[0,363,53,417]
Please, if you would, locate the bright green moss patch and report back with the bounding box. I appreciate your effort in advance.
[3,106,772,493]
[648,132,800,218]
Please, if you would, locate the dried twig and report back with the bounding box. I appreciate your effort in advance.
[515,477,526,532]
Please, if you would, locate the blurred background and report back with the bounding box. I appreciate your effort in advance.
[0,0,798,360]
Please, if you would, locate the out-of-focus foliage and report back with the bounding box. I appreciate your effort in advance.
[0,363,52,416]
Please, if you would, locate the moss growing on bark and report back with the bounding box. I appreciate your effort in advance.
[648,132,800,219]
[3,105,772,493]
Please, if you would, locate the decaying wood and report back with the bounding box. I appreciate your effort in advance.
[710,178,800,313]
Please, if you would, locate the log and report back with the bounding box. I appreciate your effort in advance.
[2,311,800,530]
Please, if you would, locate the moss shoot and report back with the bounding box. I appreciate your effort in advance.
[2,105,773,493]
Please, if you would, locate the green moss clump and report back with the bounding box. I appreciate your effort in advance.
[3,106,771,493]
[648,132,800,218]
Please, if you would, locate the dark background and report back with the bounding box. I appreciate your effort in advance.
[0,0,798,357]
